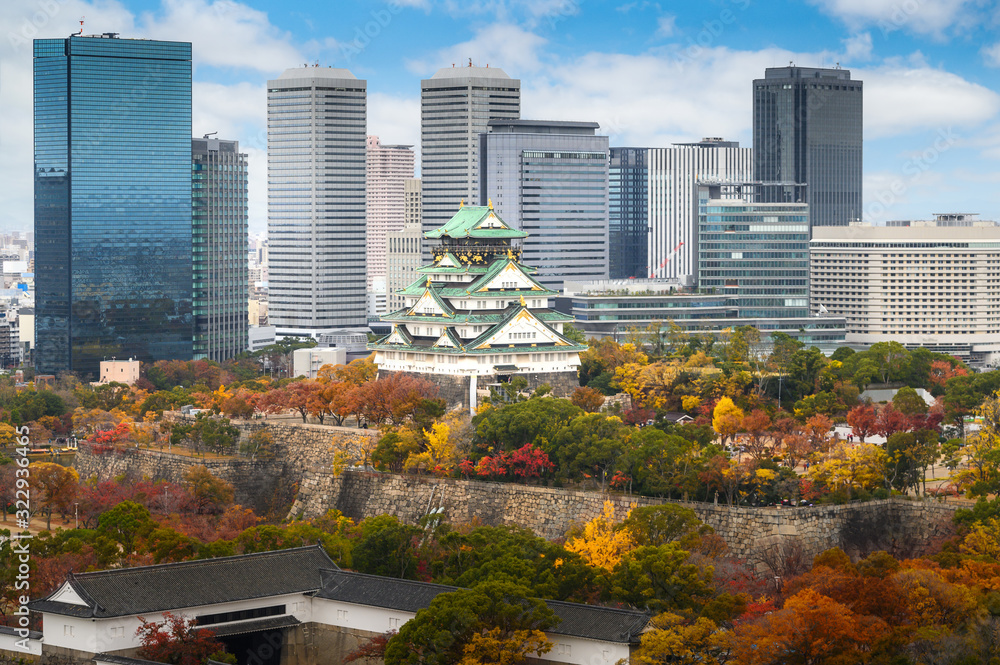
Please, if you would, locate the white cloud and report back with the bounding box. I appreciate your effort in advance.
[842,32,873,61]
[369,92,421,153]
[656,14,677,37]
[982,42,1000,68]
[406,23,548,75]
[138,0,302,73]
[858,64,1000,138]
[808,0,981,37]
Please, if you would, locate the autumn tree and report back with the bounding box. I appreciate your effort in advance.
[183,465,235,514]
[136,612,232,665]
[29,462,79,530]
[570,386,605,413]
[632,613,728,665]
[712,397,744,449]
[740,409,773,462]
[847,404,877,443]
[729,588,888,665]
[564,500,635,571]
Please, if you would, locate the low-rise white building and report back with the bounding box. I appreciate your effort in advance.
[19,546,649,665]
[292,347,347,379]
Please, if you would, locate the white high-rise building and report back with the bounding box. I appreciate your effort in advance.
[420,65,520,257]
[811,215,1000,364]
[366,136,414,290]
[267,66,367,336]
[647,140,752,283]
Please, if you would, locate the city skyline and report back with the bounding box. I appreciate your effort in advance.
[2,0,998,236]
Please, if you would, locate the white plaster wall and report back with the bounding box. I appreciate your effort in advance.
[41,592,312,654]
[0,631,42,656]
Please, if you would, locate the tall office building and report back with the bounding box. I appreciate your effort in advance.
[267,66,366,336]
[698,181,810,319]
[609,148,648,280]
[365,136,414,289]
[753,66,862,228]
[647,140,752,284]
[192,137,249,361]
[404,178,422,227]
[34,34,193,376]
[420,65,520,255]
[480,120,610,291]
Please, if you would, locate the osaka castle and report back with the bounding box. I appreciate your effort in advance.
[369,203,587,409]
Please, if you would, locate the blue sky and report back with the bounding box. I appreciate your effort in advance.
[2,0,999,234]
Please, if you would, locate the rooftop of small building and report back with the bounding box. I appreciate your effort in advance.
[428,64,514,80]
[30,545,336,619]
[273,65,360,81]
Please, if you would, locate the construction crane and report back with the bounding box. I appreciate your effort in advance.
[649,241,684,279]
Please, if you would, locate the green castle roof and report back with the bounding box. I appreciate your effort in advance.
[424,206,528,240]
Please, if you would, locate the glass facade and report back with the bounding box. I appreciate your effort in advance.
[753,67,862,228]
[608,148,648,279]
[34,36,193,376]
[698,184,810,320]
[192,138,248,361]
[480,122,610,291]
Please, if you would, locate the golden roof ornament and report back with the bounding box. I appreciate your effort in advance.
[459,199,464,207]
[488,198,493,210]
[520,294,526,307]
[507,248,515,260]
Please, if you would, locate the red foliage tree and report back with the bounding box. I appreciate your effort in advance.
[847,404,877,442]
[876,403,911,438]
[136,612,229,665]
[475,452,511,479]
[508,444,555,481]
[928,360,967,388]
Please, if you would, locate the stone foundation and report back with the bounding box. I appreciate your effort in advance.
[291,471,959,569]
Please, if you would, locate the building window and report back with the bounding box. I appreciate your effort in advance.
[338,609,350,621]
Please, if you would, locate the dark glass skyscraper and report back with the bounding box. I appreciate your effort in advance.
[34,35,193,376]
[192,137,248,362]
[608,148,648,280]
[753,66,862,228]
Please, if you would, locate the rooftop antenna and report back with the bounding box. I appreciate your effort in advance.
[468,57,472,67]
[78,16,84,35]
[203,132,217,139]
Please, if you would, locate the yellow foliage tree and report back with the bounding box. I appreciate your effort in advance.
[564,500,634,571]
[633,613,728,665]
[404,418,466,474]
[960,517,1000,559]
[712,397,744,447]
[459,628,552,665]
[808,442,887,496]
[0,422,17,447]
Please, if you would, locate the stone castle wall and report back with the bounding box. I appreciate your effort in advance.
[291,471,959,565]
[75,418,958,566]
[74,419,378,515]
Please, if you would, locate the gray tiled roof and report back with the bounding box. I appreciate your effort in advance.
[30,546,336,619]
[94,655,166,665]
[315,570,649,645]
[203,614,300,637]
